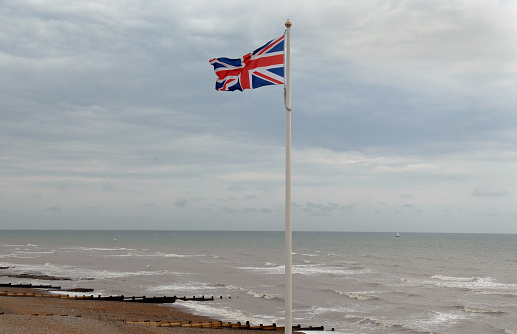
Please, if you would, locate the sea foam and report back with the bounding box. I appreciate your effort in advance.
[333,290,380,301]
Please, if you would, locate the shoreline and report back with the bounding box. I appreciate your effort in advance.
[0,287,264,334]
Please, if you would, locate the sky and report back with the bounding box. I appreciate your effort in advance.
[1,0,517,233]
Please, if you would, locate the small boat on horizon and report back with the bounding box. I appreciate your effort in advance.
[396,232,400,237]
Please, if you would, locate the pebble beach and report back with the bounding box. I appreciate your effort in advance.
[0,287,256,334]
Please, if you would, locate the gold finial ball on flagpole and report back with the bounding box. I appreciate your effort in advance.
[285,19,292,28]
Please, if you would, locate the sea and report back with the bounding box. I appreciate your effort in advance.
[1,230,516,334]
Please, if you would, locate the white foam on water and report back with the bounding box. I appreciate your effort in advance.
[237,266,284,274]
[237,264,371,276]
[402,275,517,293]
[163,253,205,258]
[432,275,478,282]
[6,262,73,276]
[344,314,433,333]
[8,262,175,281]
[294,264,371,276]
[461,305,505,314]
[104,253,134,257]
[246,289,282,301]
[298,253,319,257]
[344,314,399,328]
[135,252,206,258]
[303,330,353,334]
[0,253,39,259]
[430,311,463,323]
[44,262,62,270]
[333,290,380,301]
[265,262,280,267]
[146,282,218,294]
[49,291,96,297]
[13,250,55,254]
[307,305,354,316]
[174,300,276,326]
[402,310,465,331]
[478,290,517,297]
[0,254,17,259]
[67,247,132,252]
[73,269,157,280]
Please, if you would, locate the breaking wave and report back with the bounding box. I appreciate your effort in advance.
[401,275,512,291]
[345,314,442,334]
[265,262,280,267]
[175,300,276,326]
[345,314,405,330]
[431,275,478,282]
[333,290,380,301]
[247,290,283,301]
[457,305,505,314]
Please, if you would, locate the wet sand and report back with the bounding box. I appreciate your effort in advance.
[0,287,260,334]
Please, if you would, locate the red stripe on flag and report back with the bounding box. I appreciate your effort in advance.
[253,71,284,85]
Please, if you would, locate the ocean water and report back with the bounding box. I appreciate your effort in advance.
[1,230,516,333]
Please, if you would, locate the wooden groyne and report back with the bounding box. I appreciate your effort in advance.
[0,291,221,304]
[177,295,215,301]
[0,283,61,289]
[16,315,330,331]
[123,320,330,331]
[0,286,331,331]
[0,282,221,303]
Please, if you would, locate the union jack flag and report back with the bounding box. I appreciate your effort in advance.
[209,35,285,91]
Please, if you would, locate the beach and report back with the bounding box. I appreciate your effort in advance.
[0,286,258,334]
[2,231,517,333]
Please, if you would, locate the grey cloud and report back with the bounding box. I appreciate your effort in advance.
[301,202,355,216]
[2,1,517,233]
[471,186,510,198]
[175,198,188,207]
[102,182,114,192]
[228,185,247,191]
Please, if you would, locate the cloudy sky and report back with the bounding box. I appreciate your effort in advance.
[1,0,517,233]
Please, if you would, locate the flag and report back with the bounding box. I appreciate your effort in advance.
[209,35,284,91]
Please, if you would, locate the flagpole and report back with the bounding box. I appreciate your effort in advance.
[284,19,292,334]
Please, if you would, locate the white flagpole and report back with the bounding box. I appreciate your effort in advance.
[284,19,293,334]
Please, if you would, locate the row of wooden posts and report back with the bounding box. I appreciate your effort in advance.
[123,320,328,331]
[1,282,330,331]
[2,313,328,331]
[0,283,61,289]
[0,291,220,303]
[1,291,330,331]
